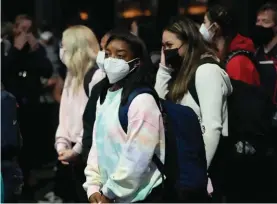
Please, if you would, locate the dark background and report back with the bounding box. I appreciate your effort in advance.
[1,0,269,41]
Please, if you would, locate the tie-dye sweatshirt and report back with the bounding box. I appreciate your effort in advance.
[83,88,165,203]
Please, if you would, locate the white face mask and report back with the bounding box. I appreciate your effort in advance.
[96,51,105,70]
[59,48,65,64]
[199,24,214,42]
[103,57,139,84]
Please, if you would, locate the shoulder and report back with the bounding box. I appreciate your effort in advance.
[129,93,159,111]
[128,93,161,123]
[196,62,225,80]
[227,55,255,70]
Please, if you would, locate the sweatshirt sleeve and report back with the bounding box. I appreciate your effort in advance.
[83,126,102,198]
[101,94,162,199]
[154,64,174,99]
[72,92,89,154]
[55,87,71,152]
[195,64,224,167]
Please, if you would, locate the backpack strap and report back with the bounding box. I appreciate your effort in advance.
[83,65,99,97]
[119,87,160,132]
[118,87,166,183]
[188,57,222,107]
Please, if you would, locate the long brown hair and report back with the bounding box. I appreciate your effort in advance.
[165,17,217,103]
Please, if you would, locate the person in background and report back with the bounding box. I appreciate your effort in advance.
[100,30,112,50]
[54,25,100,202]
[1,82,23,203]
[83,31,164,203]
[1,173,3,203]
[254,2,277,104]
[38,30,63,167]
[199,5,259,86]
[155,16,232,200]
[200,5,277,202]
[254,3,277,201]
[1,14,53,201]
[1,22,13,58]
[40,31,60,77]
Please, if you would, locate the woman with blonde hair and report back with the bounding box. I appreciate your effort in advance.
[54,25,103,202]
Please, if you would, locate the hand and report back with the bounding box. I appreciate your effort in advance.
[47,77,58,87]
[58,149,78,165]
[100,194,112,203]
[14,32,27,50]
[89,192,102,204]
[160,47,165,66]
[27,33,39,51]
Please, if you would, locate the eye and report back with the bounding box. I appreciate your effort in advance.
[117,55,124,59]
[105,52,110,58]
[165,43,173,49]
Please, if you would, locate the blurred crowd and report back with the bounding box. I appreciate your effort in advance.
[1,1,277,203]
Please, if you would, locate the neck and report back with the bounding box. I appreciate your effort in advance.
[215,36,226,60]
[110,84,121,91]
[264,35,277,53]
[110,79,126,91]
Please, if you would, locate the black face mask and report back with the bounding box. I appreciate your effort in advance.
[252,26,275,46]
[164,48,183,69]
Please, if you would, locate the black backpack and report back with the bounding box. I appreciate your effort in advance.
[83,65,99,97]
[188,50,273,196]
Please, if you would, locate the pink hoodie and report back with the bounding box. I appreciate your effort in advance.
[55,69,105,154]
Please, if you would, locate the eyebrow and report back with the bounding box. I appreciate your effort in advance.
[163,41,173,44]
[116,49,127,52]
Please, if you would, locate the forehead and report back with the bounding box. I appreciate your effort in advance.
[17,19,32,28]
[162,30,179,42]
[107,39,130,51]
[257,10,275,21]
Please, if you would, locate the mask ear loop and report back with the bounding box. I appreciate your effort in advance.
[208,23,216,39]
[128,58,140,73]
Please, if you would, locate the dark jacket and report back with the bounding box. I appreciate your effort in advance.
[1,43,53,105]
